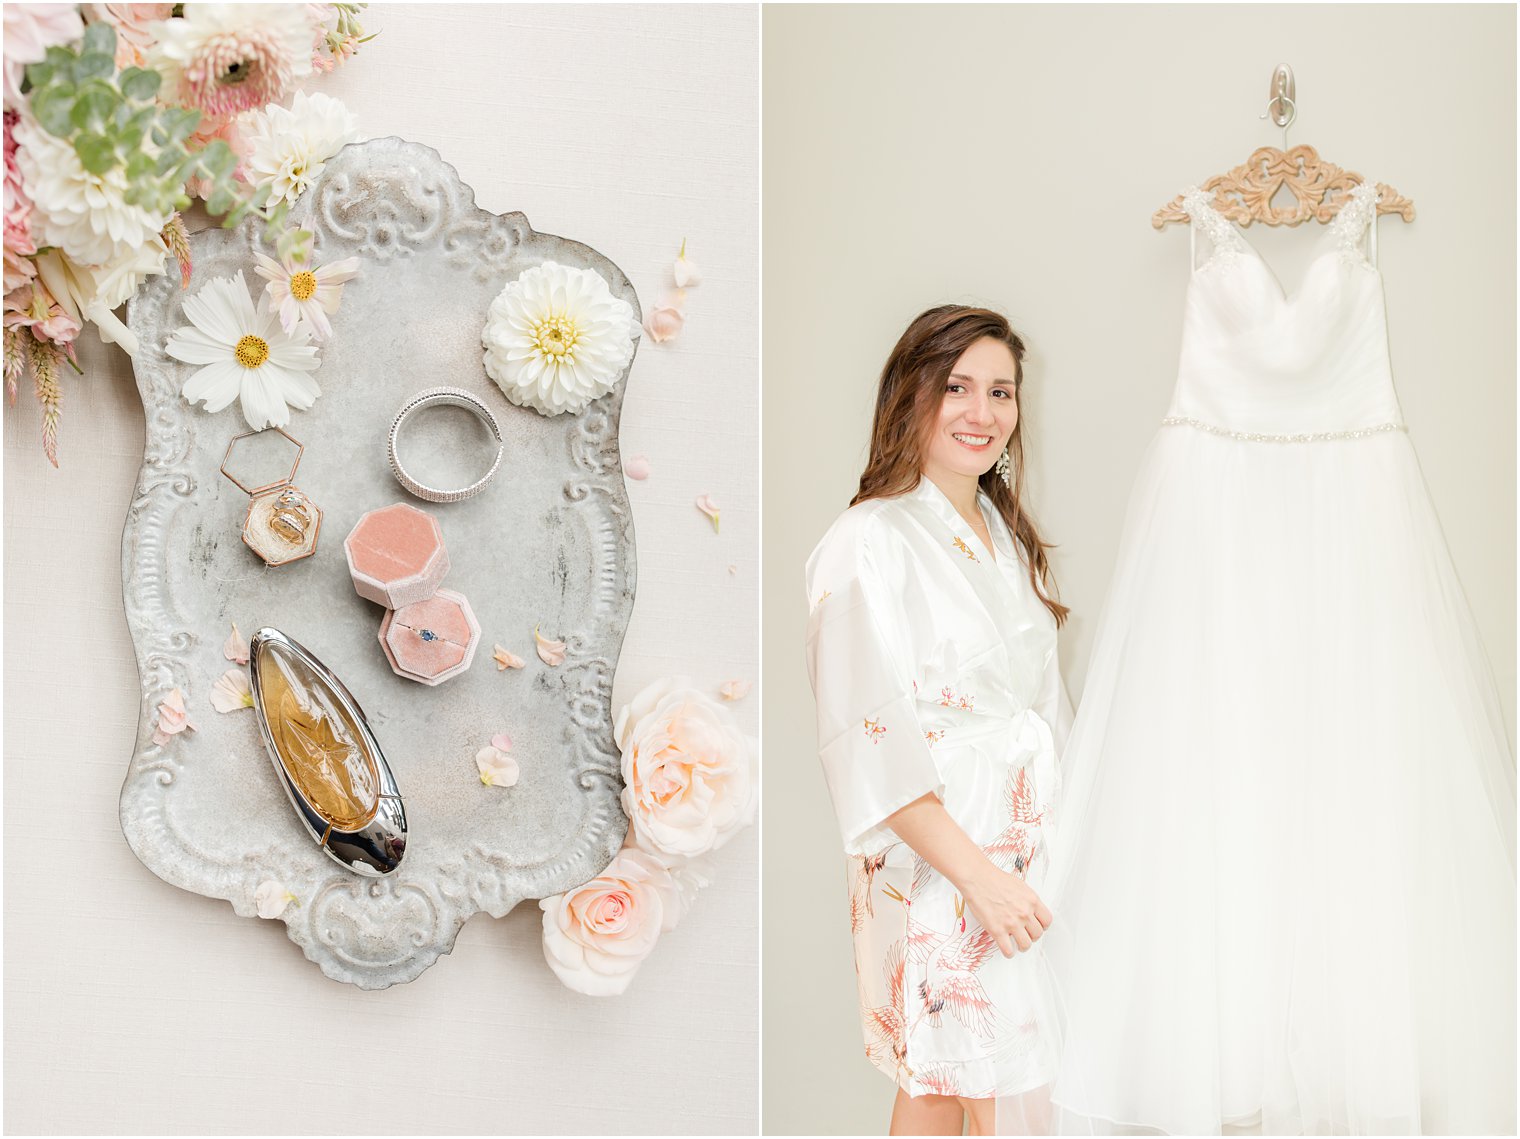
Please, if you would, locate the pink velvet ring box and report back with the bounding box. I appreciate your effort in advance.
[344,503,451,609]
[379,588,482,686]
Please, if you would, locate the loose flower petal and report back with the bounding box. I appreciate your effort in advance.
[534,626,566,667]
[254,880,298,919]
[623,454,651,481]
[224,622,250,664]
[491,733,514,752]
[476,745,520,788]
[151,688,196,745]
[642,292,686,343]
[493,644,526,670]
[210,669,254,712]
[719,679,752,702]
[728,565,738,576]
[695,494,721,533]
[673,239,702,288]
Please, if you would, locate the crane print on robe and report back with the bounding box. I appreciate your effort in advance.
[862,938,912,1080]
[981,764,1047,877]
[909,895,998,1042]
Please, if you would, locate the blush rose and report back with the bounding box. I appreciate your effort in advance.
[539,847,681,996]
[614,677,756,860]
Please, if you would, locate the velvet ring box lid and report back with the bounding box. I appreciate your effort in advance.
[344,502,451,609]
[379,588,482,686]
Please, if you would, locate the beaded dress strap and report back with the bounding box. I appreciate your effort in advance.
[1180,186,1245,271]
[1329,181,1381,267]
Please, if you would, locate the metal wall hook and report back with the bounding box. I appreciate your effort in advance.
[1259,63,1297,147]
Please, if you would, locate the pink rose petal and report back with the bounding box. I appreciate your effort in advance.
[623,454,651,481]
[491,733,514,752]
[719,679,751,702]
[695,494,720,533]
[493,644,525,670]
[534,626,567,667]
[223,623,249,664]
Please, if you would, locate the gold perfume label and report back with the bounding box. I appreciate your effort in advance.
[262,654,380,831]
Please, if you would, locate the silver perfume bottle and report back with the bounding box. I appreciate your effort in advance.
[247,627,408,876]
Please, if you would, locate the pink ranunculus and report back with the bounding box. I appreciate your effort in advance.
[3,4,85,109]
[615,677,757,860]
[539,848,681,996]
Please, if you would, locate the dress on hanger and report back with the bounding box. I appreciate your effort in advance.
[1042,183,1517,1135]
[806,477,1072,1100]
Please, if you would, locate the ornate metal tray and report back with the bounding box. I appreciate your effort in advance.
[121,137,638,988]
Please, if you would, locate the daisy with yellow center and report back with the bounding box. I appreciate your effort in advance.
[481,261,641,417]
[253,249,361,343]
[165,271,322,430]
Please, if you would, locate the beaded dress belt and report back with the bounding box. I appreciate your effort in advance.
[1161,416,1407,444]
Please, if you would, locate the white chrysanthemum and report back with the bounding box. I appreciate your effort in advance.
[240,91,358,206]
[481,261,640,417]
[150,4,314,117]
[165,271,322,430]
[13,116,171,267]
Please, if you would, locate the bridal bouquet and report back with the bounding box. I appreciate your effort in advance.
[3,3,371,465]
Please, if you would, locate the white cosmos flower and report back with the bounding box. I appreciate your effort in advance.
[239,90,359,206]
[252,249,359,341]
[165,271,321,430]
[13,116,172,267]
[481,261,640,417]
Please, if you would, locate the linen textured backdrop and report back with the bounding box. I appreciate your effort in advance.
[761,4,1515,1134]
[5,5,758,1134]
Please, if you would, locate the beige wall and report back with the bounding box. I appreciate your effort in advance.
[761,5,1515,1133]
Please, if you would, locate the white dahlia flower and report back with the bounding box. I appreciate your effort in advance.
[165,271,322,430]
[481,261,640,417]
[13,116,172,267]
[239,90,358,206]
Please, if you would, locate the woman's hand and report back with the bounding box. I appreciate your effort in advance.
[959,860,1053,957]
[882,791,1053,957]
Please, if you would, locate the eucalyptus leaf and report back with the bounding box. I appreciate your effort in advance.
[31,87,76,137]
[74,132,117,176]
[82,21,117,58]
[119,67,161,101]
[71,86,117,130]
[74,52,114,82]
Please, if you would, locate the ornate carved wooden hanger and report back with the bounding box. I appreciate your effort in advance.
[1152,144,1415,230]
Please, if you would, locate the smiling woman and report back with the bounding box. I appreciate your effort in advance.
[802,305,1072,1135]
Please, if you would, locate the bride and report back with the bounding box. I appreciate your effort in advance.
[805,305,1071,1135]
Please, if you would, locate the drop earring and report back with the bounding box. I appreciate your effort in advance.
[995,447,1012,489]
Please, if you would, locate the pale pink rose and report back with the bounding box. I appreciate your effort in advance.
[539,848,681,996]
[3,4,85,109]
[615,677,757,860]
[642,294,685,343]
[83,4,174,69]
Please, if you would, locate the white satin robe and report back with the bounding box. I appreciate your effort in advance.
[805,478,1072,1100]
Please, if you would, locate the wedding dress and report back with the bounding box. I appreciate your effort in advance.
[1037,183,1516,1135]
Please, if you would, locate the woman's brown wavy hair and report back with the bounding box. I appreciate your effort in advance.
[852,304,1068,626]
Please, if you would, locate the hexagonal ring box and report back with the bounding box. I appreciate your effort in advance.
[344,502,481,685]
[219,427,323,567]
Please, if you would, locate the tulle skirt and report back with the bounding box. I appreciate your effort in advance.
[1026,424,1516,1135]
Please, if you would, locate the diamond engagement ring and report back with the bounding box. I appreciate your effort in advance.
[387,387,505,503]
